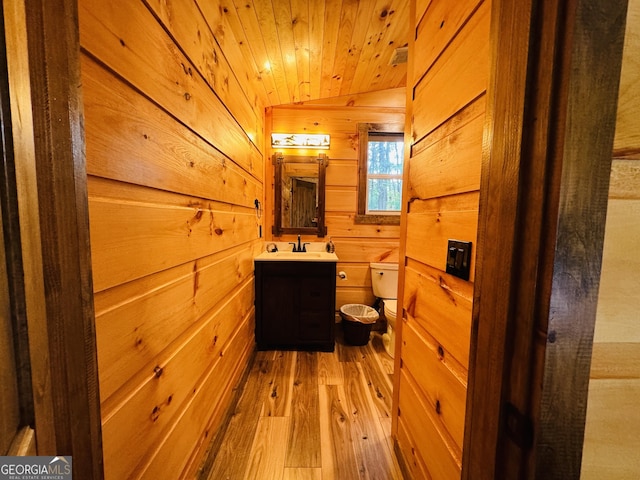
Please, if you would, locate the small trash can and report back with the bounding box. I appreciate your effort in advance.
[340,304,379,346]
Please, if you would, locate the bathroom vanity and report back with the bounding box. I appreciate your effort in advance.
[254,251,338,351]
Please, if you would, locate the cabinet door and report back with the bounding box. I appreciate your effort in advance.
[260,273,297,346]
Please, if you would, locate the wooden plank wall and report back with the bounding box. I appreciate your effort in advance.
[78,0,265,478]
[0,223,20,456]
[612,0,640,160]
[583,2,640,476]
[582,161,640,478]
[395,0,490,478]
[266,89,405,313]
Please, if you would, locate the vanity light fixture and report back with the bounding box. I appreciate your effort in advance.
[271,133,330,149]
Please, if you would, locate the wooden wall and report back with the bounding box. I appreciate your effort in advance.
[0,222,19,455]
[394,0,490,478]
[583,1,640,476]
[266,89,405,312]
[582,160,640,478]
[78,0,264,478]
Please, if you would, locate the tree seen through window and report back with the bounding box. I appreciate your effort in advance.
[366,132,404,213]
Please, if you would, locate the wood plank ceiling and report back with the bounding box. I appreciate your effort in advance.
[214,0,410,106]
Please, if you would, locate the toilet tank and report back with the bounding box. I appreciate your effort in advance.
[370,262,399,299]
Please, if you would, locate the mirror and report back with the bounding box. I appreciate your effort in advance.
[273,152,328,237]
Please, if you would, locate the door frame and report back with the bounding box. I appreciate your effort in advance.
[2,0,103,477]
[2,0,630,478]
[463,0,628,478]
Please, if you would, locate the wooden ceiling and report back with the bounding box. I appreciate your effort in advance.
[212,0,410,107]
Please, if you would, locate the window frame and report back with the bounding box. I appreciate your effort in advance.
[356,123,405,225]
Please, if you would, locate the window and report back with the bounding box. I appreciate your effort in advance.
[357,123,405,224]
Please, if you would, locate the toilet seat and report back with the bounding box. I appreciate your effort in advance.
[383,299,397,319]
[381,299,397,358]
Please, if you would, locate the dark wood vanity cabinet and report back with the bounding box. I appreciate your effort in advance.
[255,260,336,351]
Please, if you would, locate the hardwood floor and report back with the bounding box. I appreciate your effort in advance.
[198,330,404,480]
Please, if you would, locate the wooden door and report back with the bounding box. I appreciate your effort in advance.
[291,178,317,227]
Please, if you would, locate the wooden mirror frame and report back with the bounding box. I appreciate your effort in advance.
[272,152,328,237]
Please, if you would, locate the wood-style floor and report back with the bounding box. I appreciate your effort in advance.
[198,329,404,480]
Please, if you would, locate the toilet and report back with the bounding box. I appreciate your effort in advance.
[370,262,399,357]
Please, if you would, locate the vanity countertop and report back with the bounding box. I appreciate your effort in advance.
[254,251,339,262]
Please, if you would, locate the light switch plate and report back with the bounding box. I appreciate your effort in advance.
[446,240,472,280]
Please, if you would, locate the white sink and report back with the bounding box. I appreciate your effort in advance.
[255,251,339,262]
